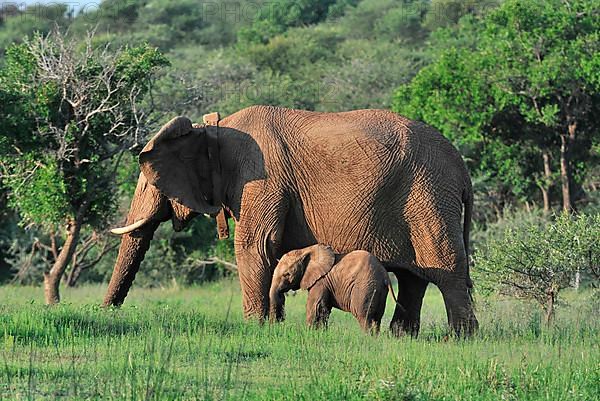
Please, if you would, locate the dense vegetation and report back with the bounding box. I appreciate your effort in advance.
[0,1,598,303]
[394,0,600,213]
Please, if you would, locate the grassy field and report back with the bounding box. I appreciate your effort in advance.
[0,280,598,400]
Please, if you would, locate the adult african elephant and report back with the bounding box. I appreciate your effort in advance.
[104,105,478,336]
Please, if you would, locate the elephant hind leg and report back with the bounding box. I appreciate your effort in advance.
[411,224,478,337]
[389,271,428,337]
[359,291,386,335]
[438,279,478,337]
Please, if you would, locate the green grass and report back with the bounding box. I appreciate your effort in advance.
[1,280,598,400]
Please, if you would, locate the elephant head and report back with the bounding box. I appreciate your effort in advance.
[103,116,223,307]
[269,244,335,321]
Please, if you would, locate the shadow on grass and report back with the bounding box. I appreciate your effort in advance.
[221,350,271,363]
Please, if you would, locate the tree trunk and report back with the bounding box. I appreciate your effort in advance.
[541,150,552,214]
[43,220,83,304]
[559,122,576,212]
[544,290,555,326]
[65,261,84,287]
[573,270,580,291]
[540,187,550,214]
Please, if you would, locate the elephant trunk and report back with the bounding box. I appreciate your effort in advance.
[269,285,285,322]
[102,223,158,307]
[103,172,173,307]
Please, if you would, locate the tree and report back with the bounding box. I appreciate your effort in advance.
[0,30,168,304]
[483,0,600,211]
[474,213,600,325]
[237,0,339,44]
[393,0,600,213]
[422,0,498,31]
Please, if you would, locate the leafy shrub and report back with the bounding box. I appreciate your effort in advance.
[241,27,341,74]
[237,0,339,44]
[474,212,599,324]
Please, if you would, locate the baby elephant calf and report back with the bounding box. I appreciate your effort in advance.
[269,244,394,333]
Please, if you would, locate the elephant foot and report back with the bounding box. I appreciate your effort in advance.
[449,315,479,338]
[243,301,269,323]
[389,318,420,338]
[439,283,479,338]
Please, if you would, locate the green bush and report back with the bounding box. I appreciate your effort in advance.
[237,0,339,44]
[474,212,600,324]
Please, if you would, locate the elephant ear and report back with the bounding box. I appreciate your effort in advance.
[139,116,221,215]
[300,245,336,290]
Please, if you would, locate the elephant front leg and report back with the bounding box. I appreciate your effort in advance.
[236,247,272,320]
[306,286,331,329]
[390,271,428,337]
[234,193,288,321]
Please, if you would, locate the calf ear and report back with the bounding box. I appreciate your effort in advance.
[300,245,336,290]
[139,116,220,215]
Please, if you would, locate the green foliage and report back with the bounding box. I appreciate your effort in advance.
[319,39,426,110]
[242,27,341,74]
[3,157,69,226]
[474,213,600,319]
[393,0,600,210]
[237,0,339,44]
[70,0,252,50]
[158,5,430,118]
[115,44,169,89]
[477,140,541,202]
[0,35,168,230]
[327,0,361,19]
[65,0,143,40]
[393,47,492,146]
[372,0,427,42]
[422,0,498,31]
[480,0,600,129]
[337,0,428,42]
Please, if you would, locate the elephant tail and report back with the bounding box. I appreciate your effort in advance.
[387,281,407,315]
[462,186,474,293]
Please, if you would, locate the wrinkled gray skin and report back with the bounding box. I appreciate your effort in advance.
[270,245,391,333]
[104,105,477,337]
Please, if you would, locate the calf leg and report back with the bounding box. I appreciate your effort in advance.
[360,286,388,335]
[306,286,332,329]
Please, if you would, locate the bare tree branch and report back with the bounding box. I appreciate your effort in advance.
[24,29,154,169]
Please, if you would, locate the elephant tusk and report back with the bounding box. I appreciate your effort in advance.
[110,217,151,235]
